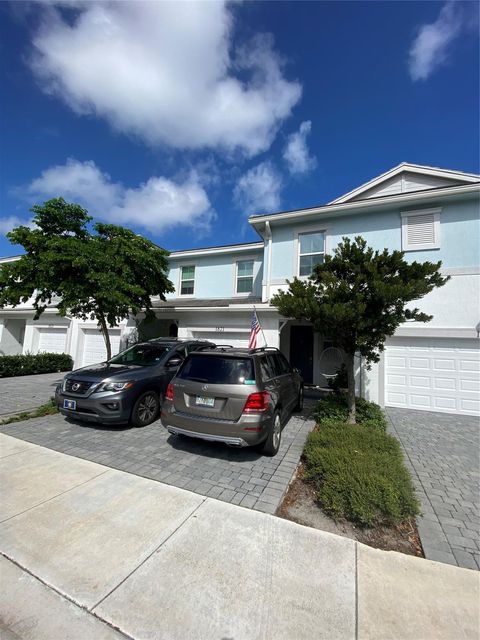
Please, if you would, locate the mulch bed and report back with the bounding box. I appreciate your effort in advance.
[277,463,423,558]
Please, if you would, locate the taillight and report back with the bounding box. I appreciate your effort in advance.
[243,391,270,413]
[165,383,174,401]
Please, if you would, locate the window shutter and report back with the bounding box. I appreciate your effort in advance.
[406,213,436,246]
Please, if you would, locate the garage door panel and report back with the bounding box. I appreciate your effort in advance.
[385,338,480,417]
[38,328,67,354]
[81,330,121,367]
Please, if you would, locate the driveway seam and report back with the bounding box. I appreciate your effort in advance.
[0,552,135,640]
[0,469,111,524]
[90,496,208,612]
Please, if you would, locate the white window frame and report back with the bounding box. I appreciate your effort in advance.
[179,264,196,297]
[401,208,441,251]
[294,227,328,278]
[234,257,255,296]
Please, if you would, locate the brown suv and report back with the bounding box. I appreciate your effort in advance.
[160,347,303,456]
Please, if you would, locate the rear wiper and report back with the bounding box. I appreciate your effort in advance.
[187,377,209,382]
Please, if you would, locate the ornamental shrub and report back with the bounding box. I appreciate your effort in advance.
[314,394,387,430]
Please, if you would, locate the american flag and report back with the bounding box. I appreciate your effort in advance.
[248,309,261,349]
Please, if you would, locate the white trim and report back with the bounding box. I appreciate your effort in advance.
[249,183,480,229]
[293,225,328,278]
[401,208,441,251]
[441,267,480,276]
[178,264,196,297]
[330,163,480,205]
[170,242,263,259]
[233,256,255,297]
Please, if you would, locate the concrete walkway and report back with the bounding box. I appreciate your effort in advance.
[1,434,478,640]
[387,408,480,571]
[0,372,63,417]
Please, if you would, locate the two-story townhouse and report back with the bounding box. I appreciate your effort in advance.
[1,163,479,416]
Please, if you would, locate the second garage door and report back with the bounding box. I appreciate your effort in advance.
[81,329,121,367]
[38,328,68,354]
[385,337,480,416]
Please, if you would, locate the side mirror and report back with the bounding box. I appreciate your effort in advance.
[293,367,301,375]
[167,357,183,369]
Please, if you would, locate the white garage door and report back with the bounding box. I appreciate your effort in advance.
[38,328,67,354]
[82,329,121,367]
[191,331,249,348]
[385,338,480,416]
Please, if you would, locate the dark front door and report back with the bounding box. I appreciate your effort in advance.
[289,326,314,384]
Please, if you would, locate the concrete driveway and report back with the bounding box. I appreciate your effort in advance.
[387,408,480,571]
[1,433,478,640]
[0,405,315,514]
[0,372,63,417]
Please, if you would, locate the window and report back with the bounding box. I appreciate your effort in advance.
[401,209,441,251]
[298,231,325,276]
[109,344,169,366]
[180,265,195,295]
[236,260,254,294]
[260,355,276,381]
[178,355,255,384]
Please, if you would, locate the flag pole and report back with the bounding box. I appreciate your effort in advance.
[253,305,268,347]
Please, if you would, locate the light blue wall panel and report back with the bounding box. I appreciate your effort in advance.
[270,197,479,279]
[167,250,264,299]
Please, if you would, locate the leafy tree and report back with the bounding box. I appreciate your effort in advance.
[271,236,449,423]
[0,198,174,360]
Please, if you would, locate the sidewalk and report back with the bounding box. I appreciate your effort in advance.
[1,433,478,640]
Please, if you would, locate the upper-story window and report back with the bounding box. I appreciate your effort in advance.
[401,208,441,251]
[180,265,195,295]
[236,260,254,294]
[298,231,325,276]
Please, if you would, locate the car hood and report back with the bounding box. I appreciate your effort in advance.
[66,363,150,381]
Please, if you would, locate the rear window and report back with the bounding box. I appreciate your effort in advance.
[177,355,255,385]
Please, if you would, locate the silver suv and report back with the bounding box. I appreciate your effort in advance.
[161,347,303,456]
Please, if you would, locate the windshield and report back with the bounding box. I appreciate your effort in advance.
[109,344,170,367]
[178,355,255,384]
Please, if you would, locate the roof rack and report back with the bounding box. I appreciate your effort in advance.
[249,346,280,354]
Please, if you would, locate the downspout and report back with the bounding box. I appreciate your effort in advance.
[265,221,272,302]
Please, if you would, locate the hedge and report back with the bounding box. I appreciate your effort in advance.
[313,394,388,431]
[0,353,73,378]
[304,419,419,526]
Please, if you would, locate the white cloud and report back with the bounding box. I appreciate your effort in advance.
[30,2,301,156]
[0,216,29,235]
[283,120,316,175]
[24,159,214,234]
[234,161,283,214]
[408,1,463,81]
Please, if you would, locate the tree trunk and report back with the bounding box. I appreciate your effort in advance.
[345,352,356,424]
[98,313,112,361]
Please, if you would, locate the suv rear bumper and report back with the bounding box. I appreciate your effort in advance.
[161,405,270,447]
[164,424,250,447]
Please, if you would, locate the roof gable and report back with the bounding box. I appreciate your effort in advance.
[331,163,480,204]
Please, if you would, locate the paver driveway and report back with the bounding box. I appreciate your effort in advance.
[0,372,63,417]
[0,403,316,514]
[387,407,480,571]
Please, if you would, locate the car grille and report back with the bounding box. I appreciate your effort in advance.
[64,379,93,394]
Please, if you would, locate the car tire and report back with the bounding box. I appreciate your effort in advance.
[294,386,304,412]
[130,390,160,427]
[261,411,282,457]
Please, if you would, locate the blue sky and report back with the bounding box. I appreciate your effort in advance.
[1,0,478,257]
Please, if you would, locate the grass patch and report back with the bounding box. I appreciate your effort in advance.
[303,419,419,527]
[1,398,58,425]
[314,394,388,430]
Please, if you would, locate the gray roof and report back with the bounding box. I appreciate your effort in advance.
[153,297,262,308]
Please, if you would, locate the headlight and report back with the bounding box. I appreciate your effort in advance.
[95,381,135,393]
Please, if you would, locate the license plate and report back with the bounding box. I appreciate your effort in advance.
[196,396,215,407]
[63,399,77,410]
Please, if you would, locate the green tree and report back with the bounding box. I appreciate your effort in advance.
[0,198,174,360]
[271,236,449,423]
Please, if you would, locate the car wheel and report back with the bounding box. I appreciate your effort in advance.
[261,411,282,456]
[294,386,304,412]
[131,391,160,427]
